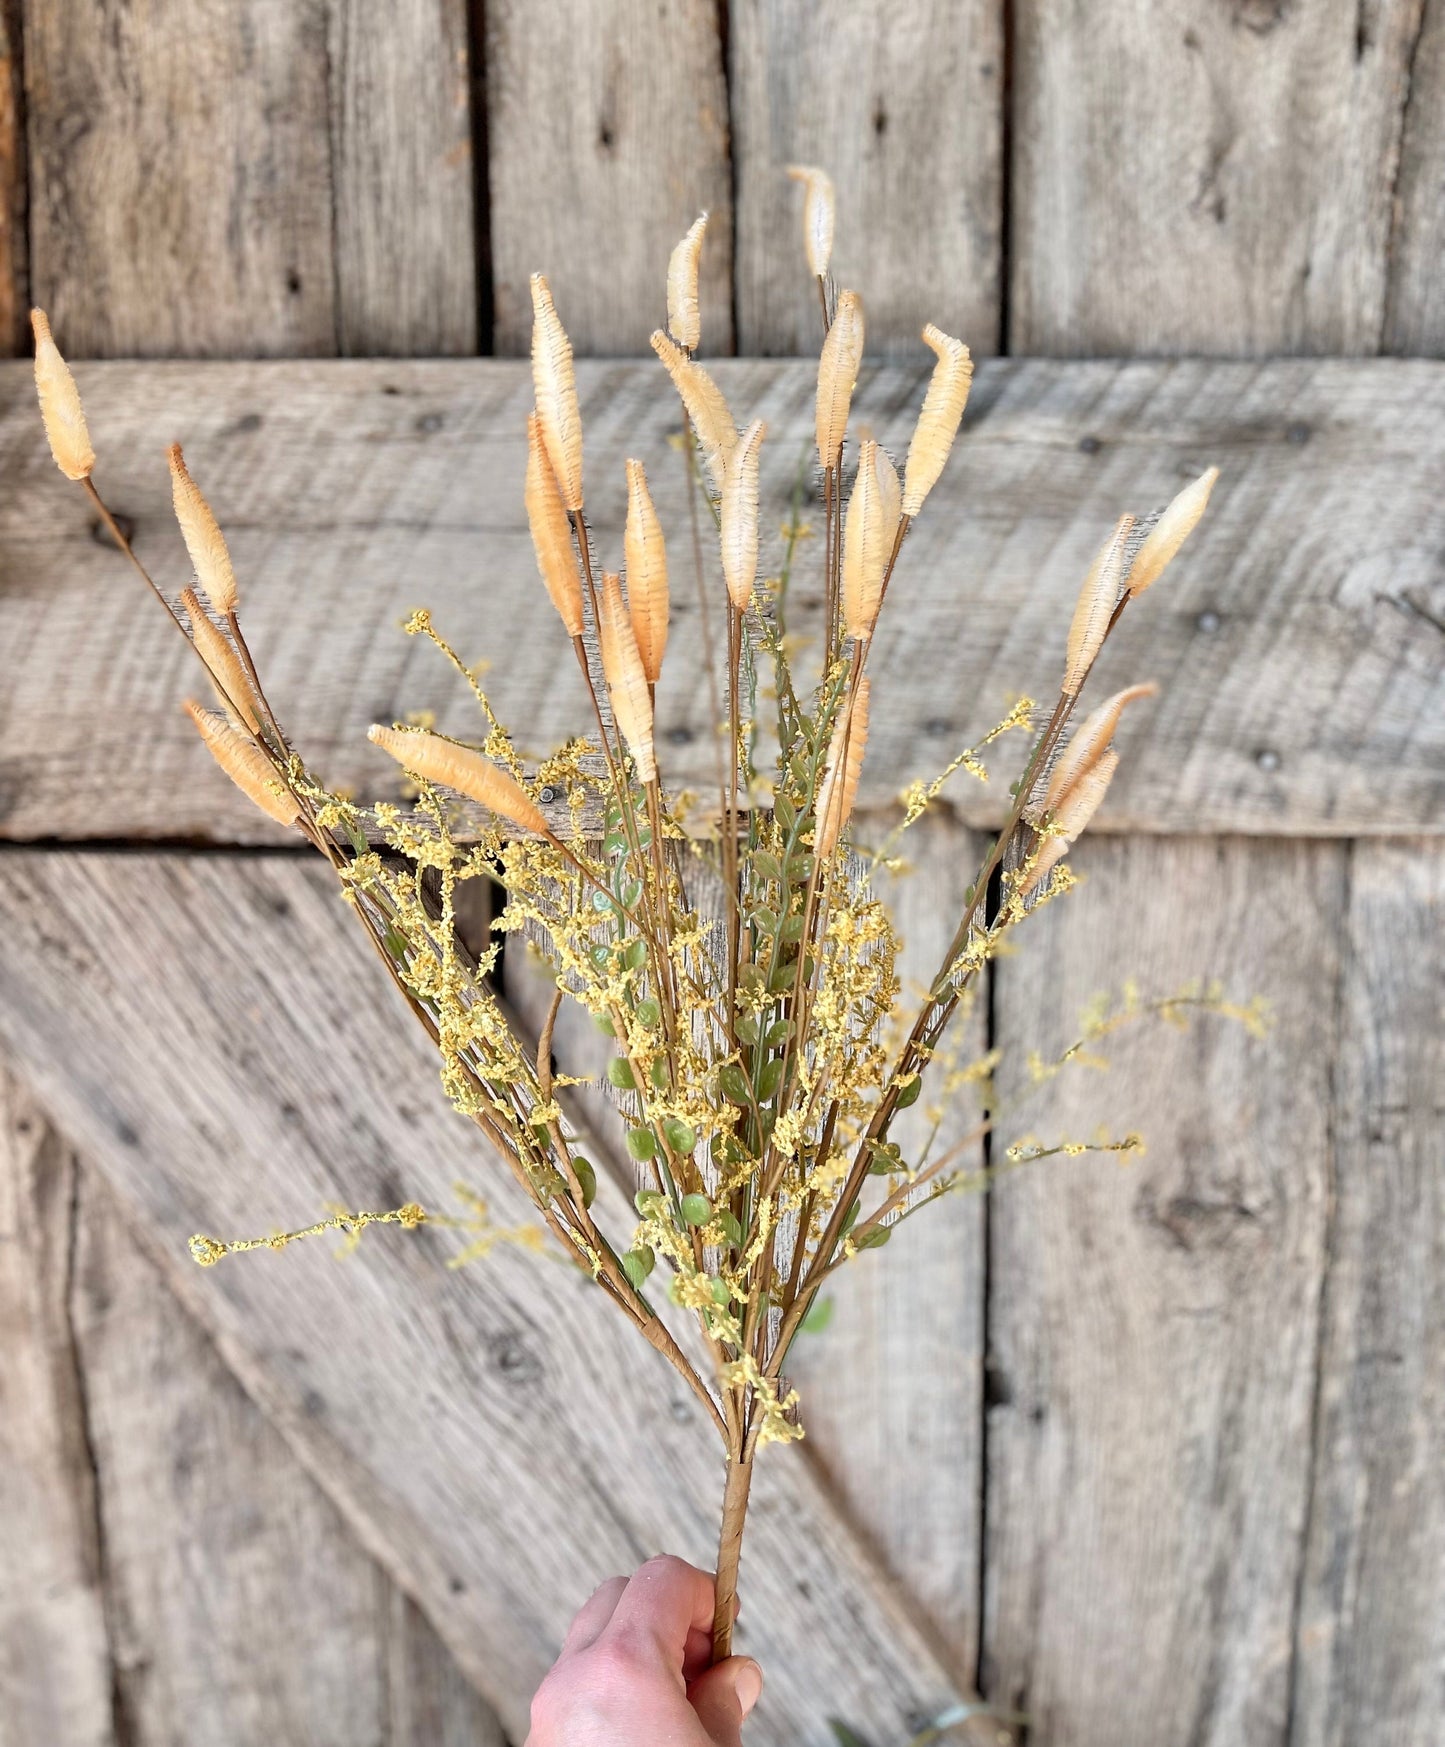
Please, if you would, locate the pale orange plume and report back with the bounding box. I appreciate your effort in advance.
[525,412,584,637]
[901,324,972,517]
[1126,467,1219,597]
[181,588,262,734]
[368,725,552,837]
[815,290,864,472]
[596,572,657,783]
[816,678,870,856]
[842,439,901,641]
[529,274,583,512]
[1062,515,1135,697]
[185,700,299,830]
[624,459,669,682]
[31,309,94,481]
[1023,750,1118,895]
[720,419,766,612]
[1045,683,1158,812]
[666,212,708,351]
[787,165,835,279]
[650,330,736,492]
[168,443,237,616]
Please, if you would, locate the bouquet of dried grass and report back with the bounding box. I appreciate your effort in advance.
[31,173,1243,1670]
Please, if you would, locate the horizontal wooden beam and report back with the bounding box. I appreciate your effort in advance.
[0,849,984,1747]
[2,356,1441,842]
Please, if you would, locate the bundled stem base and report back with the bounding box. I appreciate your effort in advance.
[713,1448,755,1661]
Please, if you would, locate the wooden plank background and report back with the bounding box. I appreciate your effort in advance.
[0,4,1440,1746]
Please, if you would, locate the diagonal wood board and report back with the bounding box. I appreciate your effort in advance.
[0,848,998,1747]
[2,357,1442,845]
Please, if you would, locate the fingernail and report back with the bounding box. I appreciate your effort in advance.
[735,1658,763,1715]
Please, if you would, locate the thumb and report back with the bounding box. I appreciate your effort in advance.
[688,1656,763,1745]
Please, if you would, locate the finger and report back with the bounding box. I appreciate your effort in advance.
[560,1576,628,1656]
[688,1657,763,1746]
[682,1594,738,1684]
[602,1555,714,1668]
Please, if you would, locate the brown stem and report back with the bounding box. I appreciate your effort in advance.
[712,1445,754,1661]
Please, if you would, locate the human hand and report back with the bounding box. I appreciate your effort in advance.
[526,1555,764,1745]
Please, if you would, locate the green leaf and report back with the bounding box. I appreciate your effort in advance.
[858,1223,893,1250]
[663,1118,697,1155]
[828,1723,873,1747]
[801,1296,835,1334]
[773,792,797,831]
[752,851,784,883]
[757,1057,784,1100]
[894,1075,922,1108]
[719,1063,751,1104]
[719,1210,744,1247]
[840,1199,861,1237]
[622,939,647,971]
[709,1277,731,1305]
[780,912,805,944]
[764,1018,794,1049]
[571,1157,597,1209]
[735,1014,760,1046]
[650,1058,670,1089]
[634,997,661,1027]
[592,1012,616,1036]
[607,1058,637,1090]
[681,1193,712,1227]
[626,1127,657,1162]
[634,1189,665,1215]
[621,1246,654,1288]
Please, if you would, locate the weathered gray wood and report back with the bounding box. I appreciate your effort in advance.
[0,849,982,1746]
[328,0,478,356]
[1290,840,1444,1746]
[983,839,1346,1743]
[24,0,476,359]
[4,356,1443,842]
[0,0,24,357]
[24,0,338,357]
[1012,1,1431,355]
[1383,0,1445,354]
[70,1155,505,1747]
[485,0,732,355]
[0,1064,113,1747]
[787,815,986,1680]
[729,0,1002,356]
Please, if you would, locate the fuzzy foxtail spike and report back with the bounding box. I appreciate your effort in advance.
[185,700,299,829]
[1062,515,1134,698]
[1045,683,1158,813]
[181,588,262,734]
[624,459,669,683]
[525,412,584,638]
[31,309,94,482]
[720,419,766,613]
[816,678,871,856]
[815,291,864,473]
[787,165,835,281]
[651,330,737,493]
[666,213,708,352]
[1127,467,1219,597]
[901,324,972,518]
[529,274,584,512]
[368,725,552,838]
[842,439,901,642]
[169,444,238,616]
[1023,749,1118,895]
[596,571,657,783]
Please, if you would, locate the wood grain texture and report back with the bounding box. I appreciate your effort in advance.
[1011,0,1430,356]
[70,1157,505,1747]
[729,0,1003,356]
[983,838,1345,1744]
[1382,0,1445,354]
[0,1064,112,1747]
[3,356,1443,843]
[328,0,478,356]
[0,849,982,1747]
[25,0,338,358]
[1290,840,1444,1746]
[484,0,732,355]
[0,0,25,356]
[786,816,987,1680]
